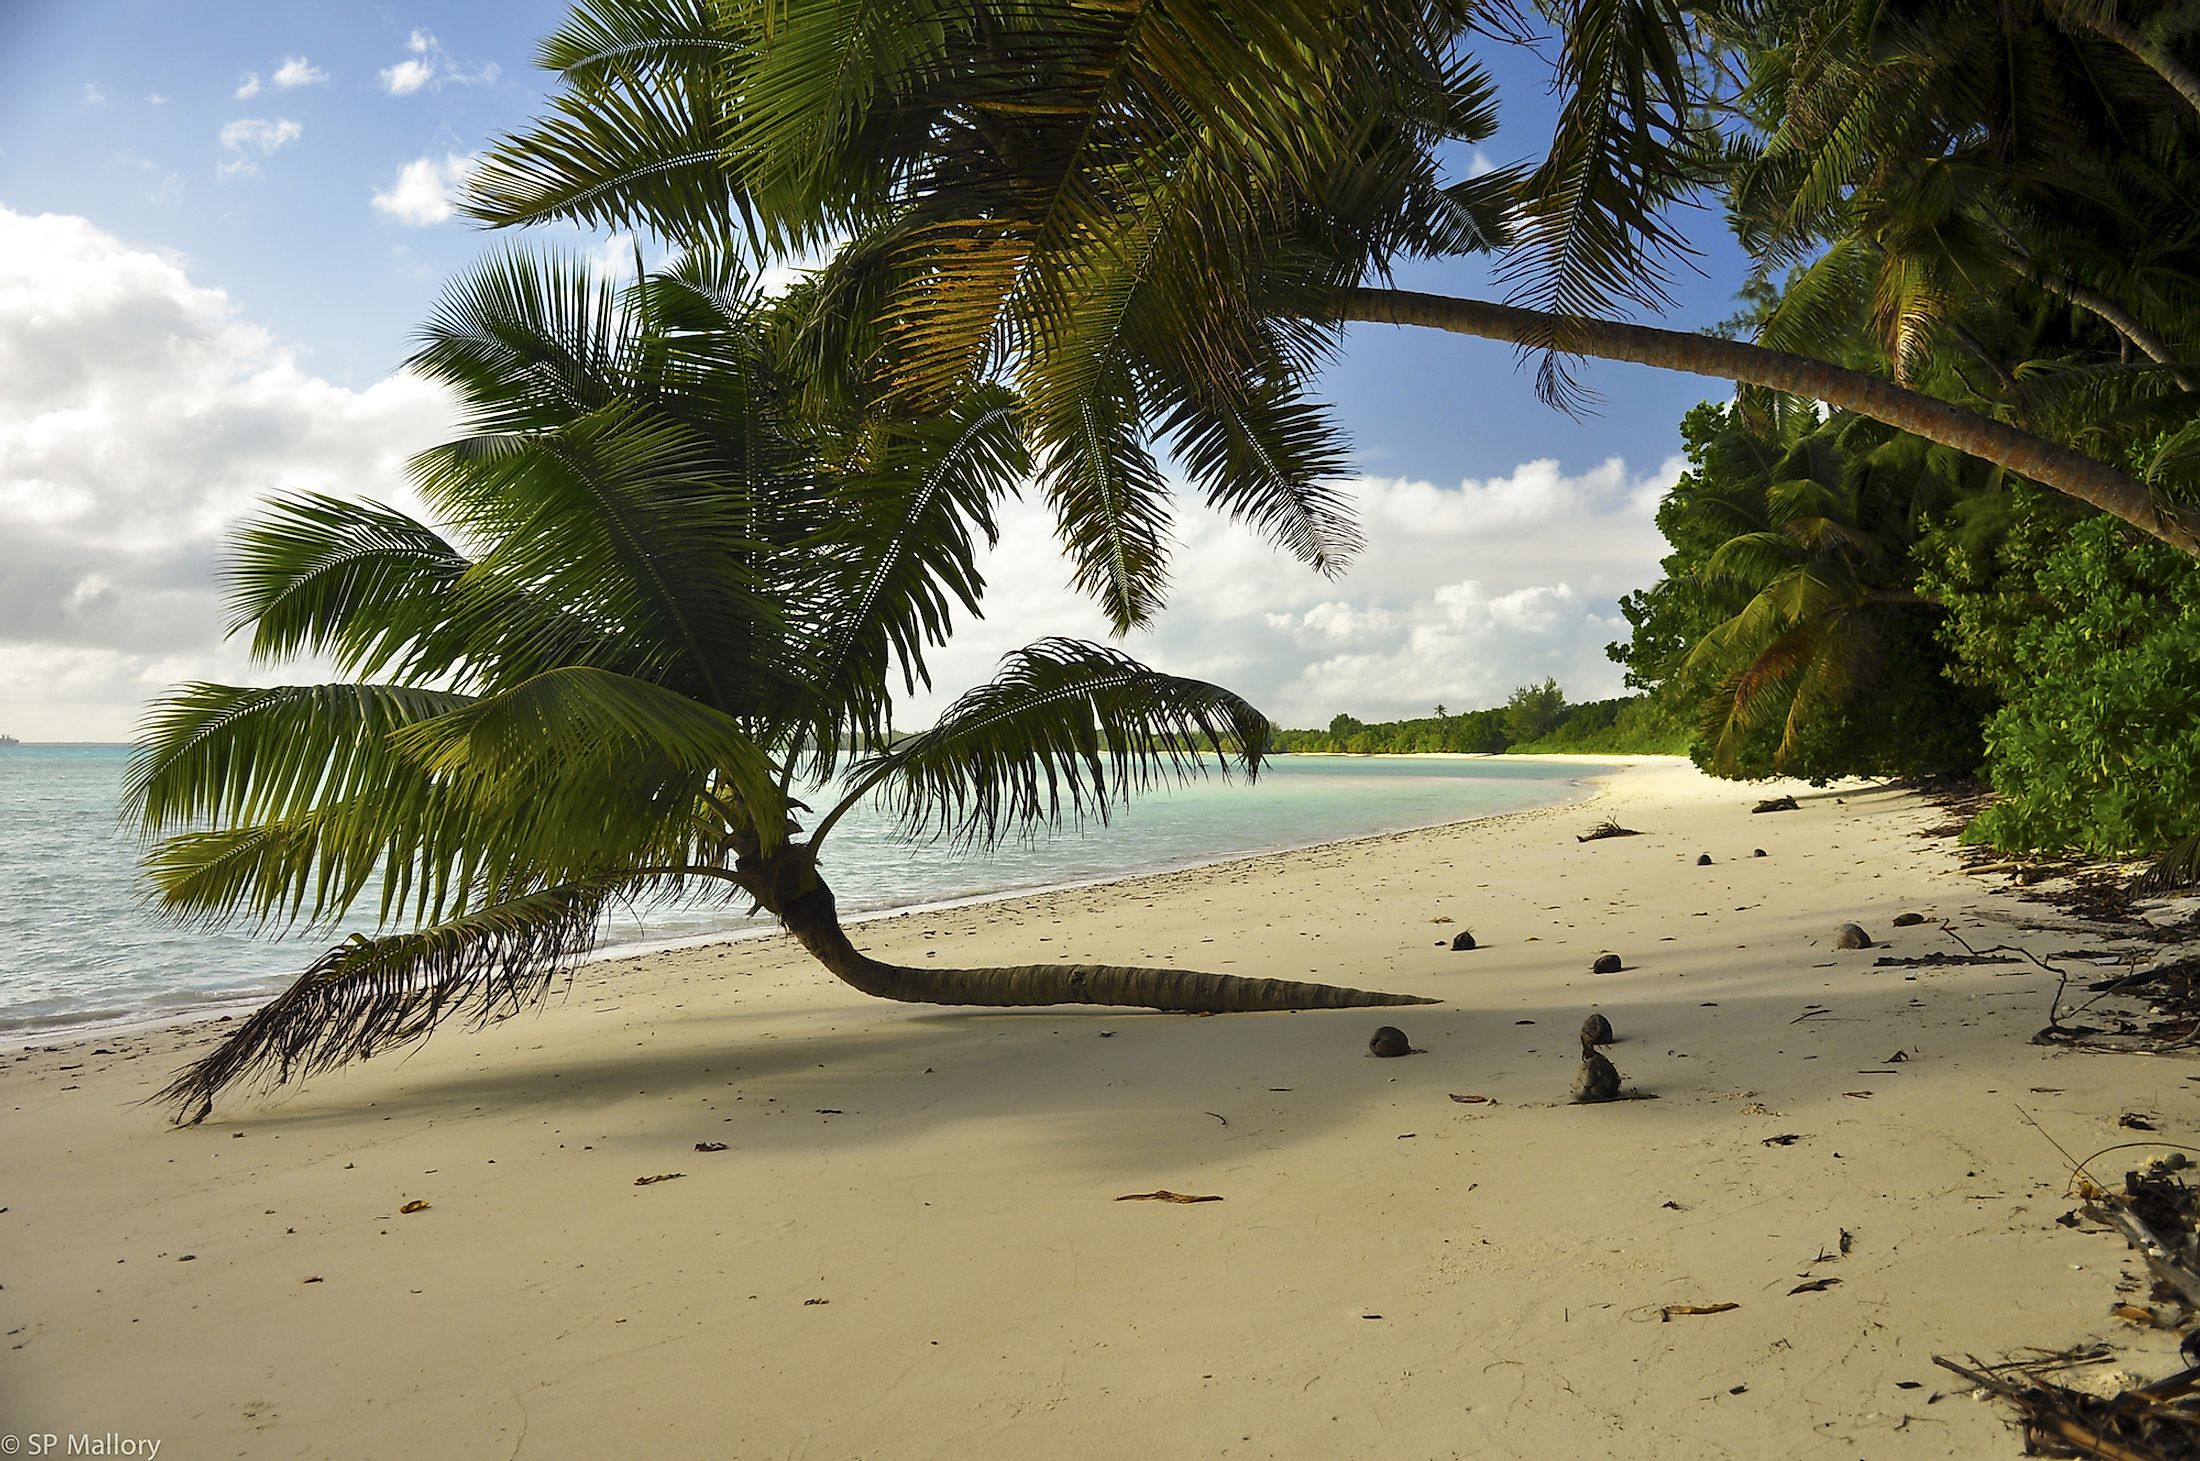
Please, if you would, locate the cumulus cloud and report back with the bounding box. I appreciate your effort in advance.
[0,208,452,740]
[234,73,261,100]
[217,117,302,177]
[370,152,480,226]
[379,30,499,95]
[900,455,1680,731]
[145,93,170,106]
[272,56,328,89]
[0,212,1679,742]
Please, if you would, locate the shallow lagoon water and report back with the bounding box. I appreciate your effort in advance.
[0,745,1603,1034]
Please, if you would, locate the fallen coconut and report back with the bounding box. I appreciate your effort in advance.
[1581,1012,1615,1047]
[1697,853,1713,866]
[1573,1049,1622,1103]
[1834,923,1873,950]
[1450,929,1478,951]
[1591,952,1624,974]
[1368,1025,1415,1058]
[1891,912,1926,927]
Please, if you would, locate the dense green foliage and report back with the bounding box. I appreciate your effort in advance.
[1605,1,2200,856]
[1929,507,2200,856]
[1276,689,1690,756]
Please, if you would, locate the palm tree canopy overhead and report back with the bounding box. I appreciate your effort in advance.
[470,0,2200,569]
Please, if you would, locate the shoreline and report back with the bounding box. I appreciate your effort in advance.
[7,759,1617,1050]
[7,757,2189,1458]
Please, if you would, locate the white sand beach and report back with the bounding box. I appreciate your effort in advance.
[3,757,2188,1458]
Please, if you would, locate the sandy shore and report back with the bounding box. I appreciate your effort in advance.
[4,758,2192,1458]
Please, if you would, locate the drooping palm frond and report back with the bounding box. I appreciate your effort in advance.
[153,883,613,1123]
[225,495,473,675]
[790,388,1025,771]
[127,679,718,931]
[464,31,751,240]
[1494,0,1707,409]
[823,638,1271,850]
[468,0,1505,627]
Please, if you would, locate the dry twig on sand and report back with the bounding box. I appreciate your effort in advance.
[1576,819,1642,843]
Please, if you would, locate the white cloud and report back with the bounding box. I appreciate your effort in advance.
[380,57,434,95]
[216,117,302,177]
[899,454,1682,731]
[379,30,499,95]
[81,83,106,105]
[145,93,169,106]
[0,213,1681,742]
[370,152,480,226]
[233,73,261,100]
[0,208,453,741]
[586,232,641,284]
[272,56,328,89]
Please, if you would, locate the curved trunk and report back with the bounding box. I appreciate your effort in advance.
[2057,3,2200,120]
[771,869,1434,1012]
[2029,268,2197,392]
[1340,287,2200,558]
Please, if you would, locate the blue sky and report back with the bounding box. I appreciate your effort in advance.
[0,3,1750,739]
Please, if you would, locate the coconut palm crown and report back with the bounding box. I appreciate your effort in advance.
[465,0,2200,571]
[129,250,1426,1124]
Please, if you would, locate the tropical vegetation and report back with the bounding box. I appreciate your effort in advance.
[134,0,2200,1113]
[1608,1,2200,867]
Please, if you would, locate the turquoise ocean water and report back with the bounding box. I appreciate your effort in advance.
[0,744,1603,1036]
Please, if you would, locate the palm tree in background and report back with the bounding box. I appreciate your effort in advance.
[130,251,1424,1123]
[461,0,2200,628]
[1683,411,1970,771]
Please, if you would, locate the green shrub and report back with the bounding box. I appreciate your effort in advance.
[1966,516,2200,855]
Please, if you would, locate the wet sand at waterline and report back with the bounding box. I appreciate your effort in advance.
[3,758,2188,1458]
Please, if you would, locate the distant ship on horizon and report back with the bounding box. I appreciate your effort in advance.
[0,734,18,748]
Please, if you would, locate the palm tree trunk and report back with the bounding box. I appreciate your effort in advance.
[770,868,1434,1012]
[2028,268,2197,392]
[1340,287,2200,558]
[2055,2,2200,119]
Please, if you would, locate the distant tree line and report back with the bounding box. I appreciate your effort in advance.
[1275,679,1691,756]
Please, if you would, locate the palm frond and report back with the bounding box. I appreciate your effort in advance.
[224,495,473,676]
[388,665,786,852]
[153,884,610,1122]
[1496,0,1706,409]
[830,638,1270,850]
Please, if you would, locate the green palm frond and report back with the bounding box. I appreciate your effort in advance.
[153,883,613,1122]
[1496,0,1706,408]
[1035,376,1176,633]
[465,37,747,239]
[129,682,471,839]
[796,389,1024,751]
[1161,372,1363,575]
[225,495,473,676]
[536,0,738,80]
[827,638,1271,850]
[130,683,552,929]
[388,665,785,852]
[412,251,637,433]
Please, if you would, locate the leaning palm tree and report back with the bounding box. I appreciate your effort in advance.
[463,0,2200,624]
[131,250,1425,1123]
